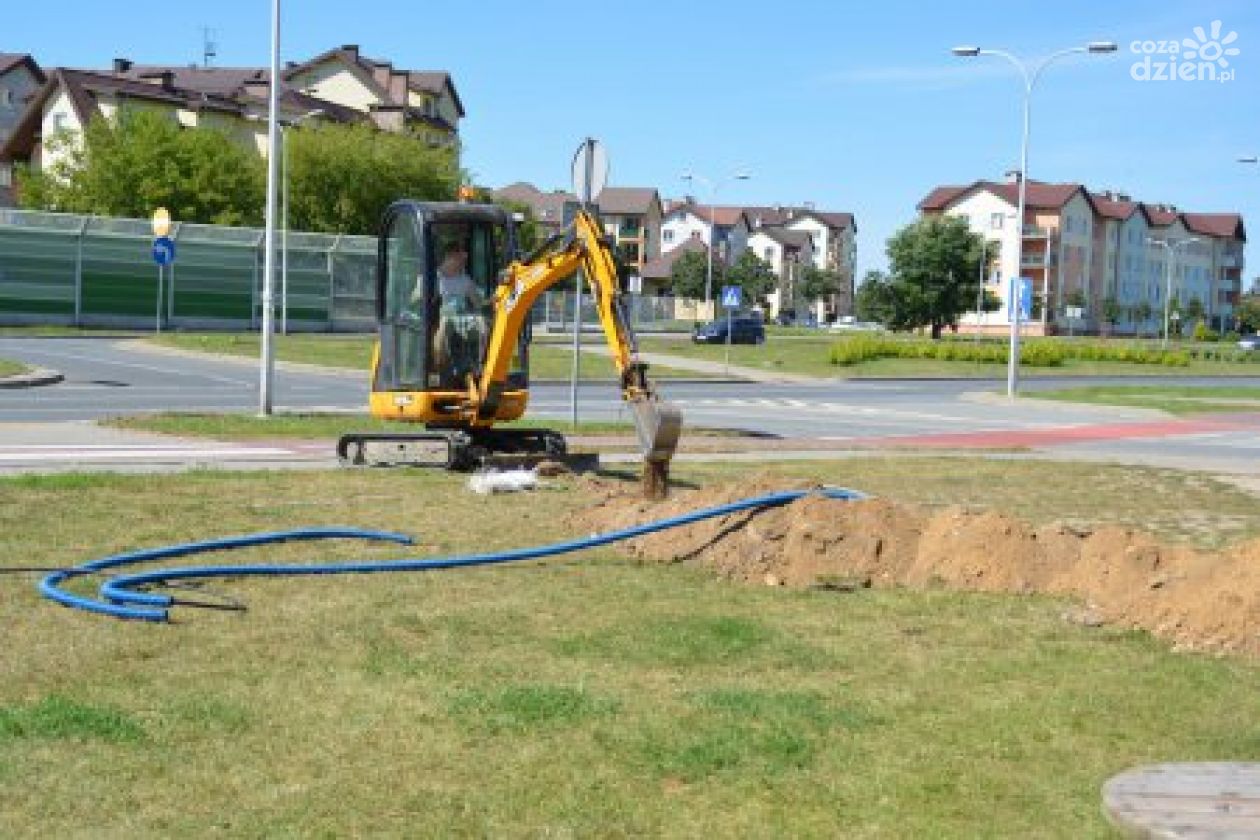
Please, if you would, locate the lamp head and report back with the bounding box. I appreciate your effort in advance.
[951,46,981,57]
[1087,41,1118,53]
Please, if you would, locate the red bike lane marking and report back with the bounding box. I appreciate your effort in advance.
[850,414,1260,450]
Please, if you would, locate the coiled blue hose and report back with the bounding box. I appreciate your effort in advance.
[42,487,866,622]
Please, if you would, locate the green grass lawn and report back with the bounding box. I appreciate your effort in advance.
[641,335,1260,379]
[1027,384,1260,414]
[99,411,763,441]
[149,332,709,381]
[3,458,1259,835]
[0,358,28,377]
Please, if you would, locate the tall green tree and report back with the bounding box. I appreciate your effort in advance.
[668,250,719,299]
[800,266,843,303]
[286,123,461,234]
[18,108,264,225]
[854,270,899,324]
[884,215,987,338]
[1235,294,1260,332]
[725,250,777,301]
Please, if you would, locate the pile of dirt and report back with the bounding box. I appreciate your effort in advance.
[572,474,1260,658]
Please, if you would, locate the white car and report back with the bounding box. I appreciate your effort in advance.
[1238,334,1260,351]
[827,317,885,332]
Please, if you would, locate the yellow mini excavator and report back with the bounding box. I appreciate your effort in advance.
[337,199,681,492]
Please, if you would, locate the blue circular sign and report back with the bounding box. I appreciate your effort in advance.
[152,236,176,267]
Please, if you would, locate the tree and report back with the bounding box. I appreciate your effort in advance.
[287,123,461,234]
[1235,294,1260,333]
[668,250,718,300]
[725,250,777,301]
[883,215,987,338]
[800,266,842,303]
[1184,296,1205,325]
[1133,301,1154,335]
[1101,296,1123,336]
[854,270,899,324]
[18,108,264,225]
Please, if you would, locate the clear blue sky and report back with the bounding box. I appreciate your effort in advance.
[16,0,1260,279]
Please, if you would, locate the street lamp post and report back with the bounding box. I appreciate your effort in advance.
[681,171,750,318]
[259,0,282,416]
[1147,236,1201,347]
[952,40,1116,397]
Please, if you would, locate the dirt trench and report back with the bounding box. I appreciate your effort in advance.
[572,475,1260,658]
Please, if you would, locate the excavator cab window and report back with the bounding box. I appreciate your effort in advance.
[376,203,528,393]
[377,210,428,391]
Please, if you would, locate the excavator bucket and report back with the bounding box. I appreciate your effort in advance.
[630,397,683,463]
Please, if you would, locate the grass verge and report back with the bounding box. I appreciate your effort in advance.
[2,458,1258,835]
[0,359,29,377]
[1026,385,1260,415]
[148,333,711,380]
[97,412,748,440]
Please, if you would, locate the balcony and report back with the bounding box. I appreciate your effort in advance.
[1022,225,1052,238]
[1020,251,1055,268]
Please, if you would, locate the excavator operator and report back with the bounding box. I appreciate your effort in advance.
[414,225,489,387]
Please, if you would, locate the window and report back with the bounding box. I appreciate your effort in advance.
[0,88,11,108]
[52,113,70,132]
[990,212,1004,230]
[0,164,10,187]
[662,229,674,245]
[764,247,775,261]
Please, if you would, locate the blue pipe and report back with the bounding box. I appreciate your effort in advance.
[40,528,414,621]
[44,488,866,622]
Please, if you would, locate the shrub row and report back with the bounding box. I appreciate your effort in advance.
[827,336,1194,367]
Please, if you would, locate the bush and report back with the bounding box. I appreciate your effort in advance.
[828,336,1204,368]
[1193,321,1219,342]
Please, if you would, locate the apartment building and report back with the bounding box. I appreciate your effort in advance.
[918,174,1246,335]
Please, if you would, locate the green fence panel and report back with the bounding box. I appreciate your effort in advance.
[171,241,257,321]
[0,228,77,317]
[80,234,159,318]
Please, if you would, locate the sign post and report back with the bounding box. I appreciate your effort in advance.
[150,208,175,334]
[568,137,608,428]
[720,285,741,374]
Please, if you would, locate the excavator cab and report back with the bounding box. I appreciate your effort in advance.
[371,201,530,426]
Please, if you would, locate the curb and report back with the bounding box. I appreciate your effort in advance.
[0,367,64,388]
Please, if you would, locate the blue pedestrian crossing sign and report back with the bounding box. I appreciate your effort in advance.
[152,236,177,267]
[1007,276,1031,321]
[720,285,741,309]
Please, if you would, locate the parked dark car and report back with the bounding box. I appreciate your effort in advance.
[692,315,766,345]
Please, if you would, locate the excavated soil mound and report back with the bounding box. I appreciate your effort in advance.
[573,474,1260,658]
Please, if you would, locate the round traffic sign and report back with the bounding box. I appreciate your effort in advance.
[570,138,608,205]
[152,236,177,267]
[151,207,172,237]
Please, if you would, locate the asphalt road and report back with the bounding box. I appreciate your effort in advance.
[2,336,1259,476]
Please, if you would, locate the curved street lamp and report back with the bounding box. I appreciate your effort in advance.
[952,41,1117,397]
[1147,236,1202,347]
[681,170,751,316]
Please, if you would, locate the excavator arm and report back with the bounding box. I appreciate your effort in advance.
[474,209,681,479]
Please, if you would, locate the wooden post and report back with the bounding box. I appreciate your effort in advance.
[642,458,669,500]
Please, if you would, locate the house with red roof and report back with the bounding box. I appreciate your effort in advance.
[0,53,45,205]
[0,46,463,205]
